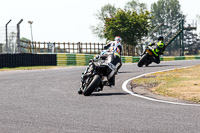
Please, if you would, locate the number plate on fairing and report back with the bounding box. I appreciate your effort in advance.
[101,62,116,71]
[107,63,116,71]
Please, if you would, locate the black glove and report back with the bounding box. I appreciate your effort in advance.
[149,43,155,46]
[104,45,109,49]
[104,43,111,49]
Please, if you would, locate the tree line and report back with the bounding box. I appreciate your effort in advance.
[91,0,199,55]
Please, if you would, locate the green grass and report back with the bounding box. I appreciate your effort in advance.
[131,65,200,103]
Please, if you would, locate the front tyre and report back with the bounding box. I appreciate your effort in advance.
[83,75,101,96]
[137,54,148,67]
[78,89,83,94]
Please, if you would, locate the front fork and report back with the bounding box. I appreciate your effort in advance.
[80,63,96,88]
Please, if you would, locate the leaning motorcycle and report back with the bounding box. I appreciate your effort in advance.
[137,45,155,67]
[78,48,121,96]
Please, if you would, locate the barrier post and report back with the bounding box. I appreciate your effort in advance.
[68,42,70,53]
[86,43,87,53]
[64,42,66,53]
[6,19,12,53]
[90,42,92,54]
[17,19,23,53]
[54,42,56,53]
[35,42,37,53]
[39,42,40,53]
[44,42,46,53]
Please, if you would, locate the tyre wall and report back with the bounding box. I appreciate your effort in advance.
[57,54,200,66]
[1,53,200,68]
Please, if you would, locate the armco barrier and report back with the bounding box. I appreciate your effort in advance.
[57,54,200,66]
[1,53,200,68]
[57,53,95,66]
[0,54,56,68]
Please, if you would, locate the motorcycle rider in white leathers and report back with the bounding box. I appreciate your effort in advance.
[78,36,123,94]
[100,36,123,86]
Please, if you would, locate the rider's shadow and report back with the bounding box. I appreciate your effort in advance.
[118,71,133,73]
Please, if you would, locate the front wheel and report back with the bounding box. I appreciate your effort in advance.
[78,89,83,94]
[138,54,148,67]
[83,75,101,96]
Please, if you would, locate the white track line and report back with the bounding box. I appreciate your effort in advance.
[122,66,200,106]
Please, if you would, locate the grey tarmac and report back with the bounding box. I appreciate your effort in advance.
[0,60,200,133]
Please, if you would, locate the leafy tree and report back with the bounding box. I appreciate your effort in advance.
[20,37,31,42]
[91,4,117,39]
[104,9,152,46]
[91,0,149,41]
[20,37,31,53]
[124,0,147,12]
[196,14,200,36]
[151,0,185,55]
[151,0,184,27]
[8,32,17,53]
[184,31,200,55]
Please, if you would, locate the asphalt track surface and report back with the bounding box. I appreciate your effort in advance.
[0,60,200,133]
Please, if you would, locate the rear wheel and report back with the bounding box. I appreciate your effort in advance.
[145,61,151,67]
[83,75,101,96]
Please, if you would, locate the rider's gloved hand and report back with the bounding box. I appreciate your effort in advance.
[149,43,155,46]
[104,45,108,49]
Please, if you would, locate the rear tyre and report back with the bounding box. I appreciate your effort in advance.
[83,75,101,96]
[145,61,151,67]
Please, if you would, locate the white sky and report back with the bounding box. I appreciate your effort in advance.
[1,0,200,43]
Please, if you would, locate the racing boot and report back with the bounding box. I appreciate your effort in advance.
[109,76,115,87]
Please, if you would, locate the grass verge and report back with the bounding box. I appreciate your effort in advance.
[131,65,200,103]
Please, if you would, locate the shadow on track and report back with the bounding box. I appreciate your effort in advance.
[140,64,178,67]
[118,71,133,74]
[92,93,128,96]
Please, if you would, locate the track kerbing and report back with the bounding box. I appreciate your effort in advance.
[122,66,200,107]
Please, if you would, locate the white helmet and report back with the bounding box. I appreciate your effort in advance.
[114,36,122,42]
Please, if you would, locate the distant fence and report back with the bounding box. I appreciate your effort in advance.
[20,41,139,56]
[0,54,56,68]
